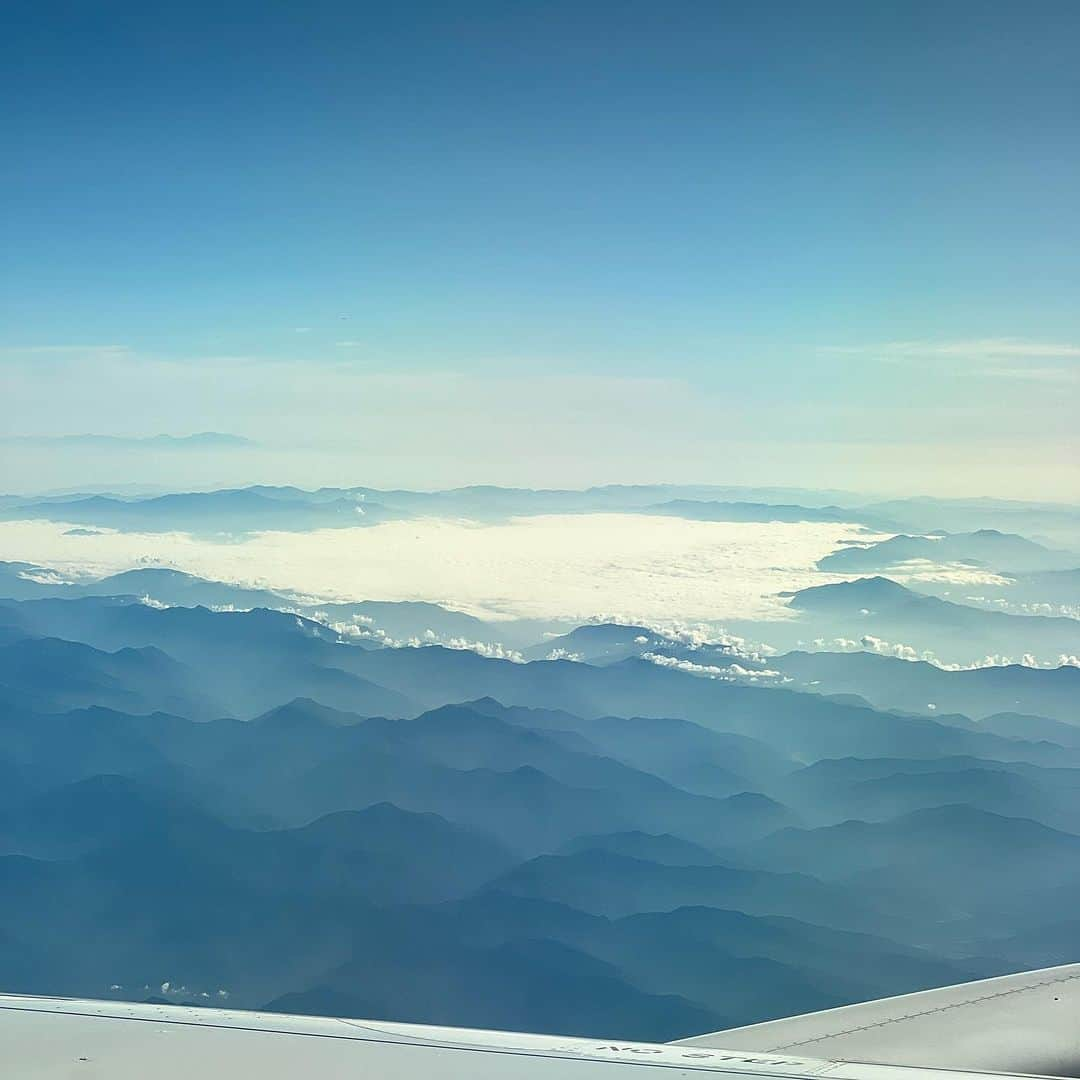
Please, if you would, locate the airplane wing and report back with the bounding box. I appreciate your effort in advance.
[2,965,1078,1078]
[676,963,1080,1078]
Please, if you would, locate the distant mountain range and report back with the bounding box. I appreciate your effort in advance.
[4,483,1076,545]
[774,648,1080,725]
[819,529,1079,574]
[648,500,899,530]
[0,486,893,534]
[522,623,745,668]
[0,563,539,647]
[855,497,1080,549]
[4,485,1075,667]
[4,555,1076,695]
[906,566,1080,620]
[1,536,1078,1036]
[0,489,388,535]
[3,432,256,449]
[779,576,1080,665]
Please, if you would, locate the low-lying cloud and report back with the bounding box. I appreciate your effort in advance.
[0,515,867,624]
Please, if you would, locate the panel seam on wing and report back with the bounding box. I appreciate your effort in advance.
[766,970,1080,1051]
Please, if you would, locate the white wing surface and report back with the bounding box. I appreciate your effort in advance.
[3,965,1078,1078]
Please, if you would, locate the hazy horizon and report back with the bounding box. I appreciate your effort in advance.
[3,4,1078,501]
[3,350,1077,499]
[3,431,1078,504]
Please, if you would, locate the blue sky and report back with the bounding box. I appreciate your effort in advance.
[2,1,1078,496]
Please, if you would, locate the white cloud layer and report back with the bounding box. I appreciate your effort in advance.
[0,515,868,623]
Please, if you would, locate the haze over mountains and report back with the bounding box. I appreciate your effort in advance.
[4,484,1079,545]
[0,482,1078,1039]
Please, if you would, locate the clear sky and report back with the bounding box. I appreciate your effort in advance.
[2,1,1078,497]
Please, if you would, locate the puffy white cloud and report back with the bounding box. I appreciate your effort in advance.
[583,618,779,664]
[442,638,525,663]
[817,635,1074,671]
[641,652,785,682]
[547,648,583,661]
[859,635,920,661]
[17,567,69,585]
[825,634,930,662]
